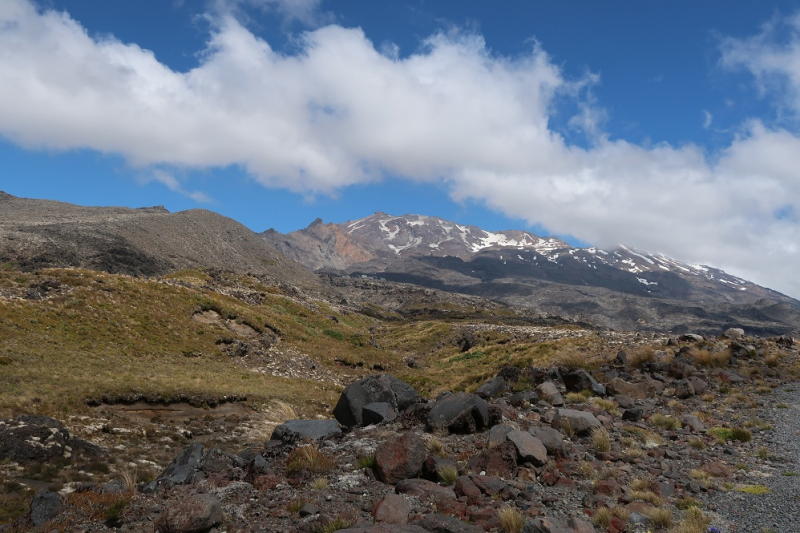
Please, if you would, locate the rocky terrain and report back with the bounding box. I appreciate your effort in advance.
[264,214,800,336]
[2,194,800,533]
[1,329,798,533]
[0,192,316,288]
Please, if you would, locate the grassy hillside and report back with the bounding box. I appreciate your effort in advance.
[0,267,645,421]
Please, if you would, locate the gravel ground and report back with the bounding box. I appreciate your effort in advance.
[704,385,800,533]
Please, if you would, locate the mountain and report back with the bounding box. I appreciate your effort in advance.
[264,212,800,335]
[0,191,317,287]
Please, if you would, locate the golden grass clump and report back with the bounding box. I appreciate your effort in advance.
[590,397,620,416]
[497,505,525,533]
[437,465,459,485]
[644,507,672,528]
[592,507,612,529]
[672,507,712,533]
[630,490,663,507]
[591,426,611,453]
[310,477,328,490]
[286,445,336,475]
[626,347,656,368]
[650,413,681,430]
[689,348,730,368]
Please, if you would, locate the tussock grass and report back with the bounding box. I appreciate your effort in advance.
[497,506,525,533]
[286,445,336,475]
[630,490,663,506]
[672,507,712,533]
[650,413,681,430]
[644,507,672,528]
[689,348,730,368]
[437,465,459,485]
[591,427,611,453]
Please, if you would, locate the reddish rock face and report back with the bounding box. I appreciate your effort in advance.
[466,441,518,478]
[372,493,410,524]
[375,432,427,484]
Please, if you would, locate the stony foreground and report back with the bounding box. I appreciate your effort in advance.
[1,332,798,533]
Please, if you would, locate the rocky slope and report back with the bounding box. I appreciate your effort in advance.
[2,332,797,532]
[0,192,317,287]
[264,214,800,336]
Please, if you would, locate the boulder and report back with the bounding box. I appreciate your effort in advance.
[454,475,482,505]
[395,479,456,501]
[622,407,645,422]
[723,328,745,339]
[682,415,705,432]
[29,491,63,527]
[363,402,397,425]
[271,419,342,443]
[372,494,410,524]
[427,393,489,434]
[0,415,72,464]
[528,426,565,454]
[375,433,427,484]
[679,334,705,343]
[506,430,547,466]
[487,424,514,448]
[606,378,647,400]
[145,442,205,491]
[467,441,518,478]
[562,369,606,396]
[475,376,508,399]
[334,375,421,428]
[688,377,708,395]
[154,494,223,533]
[551,408,601,436]
[535,382,565,406]
[674,379,696,399]
[422,455,462,482]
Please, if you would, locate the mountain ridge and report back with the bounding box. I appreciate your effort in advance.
[263,212,800,335]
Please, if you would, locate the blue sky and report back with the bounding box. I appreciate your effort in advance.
[1,0,799,298]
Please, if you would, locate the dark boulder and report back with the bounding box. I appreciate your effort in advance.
[271,419,342,443]
[0,416,72,464]
[362,402,398,425]
[334,375,421,428]
[562,369,606,396]
[427,393,489,434]
[475,376,508,399]
[29,491,63,527]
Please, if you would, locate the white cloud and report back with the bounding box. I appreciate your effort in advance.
[702,110,713,129]
[214,0,329,27]
[0,0,799,298]
[140,170,213,203]
[719,14,800,114]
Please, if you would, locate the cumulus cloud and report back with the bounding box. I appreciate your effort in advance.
[0,0,799,298]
